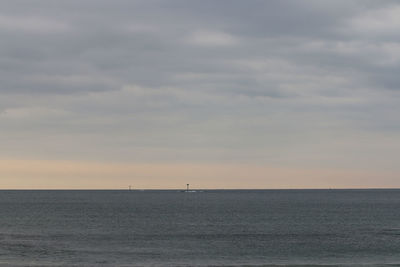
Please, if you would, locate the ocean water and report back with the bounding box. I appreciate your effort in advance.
[0,190,400,266]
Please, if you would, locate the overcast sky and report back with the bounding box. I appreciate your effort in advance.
[1,1,400,188]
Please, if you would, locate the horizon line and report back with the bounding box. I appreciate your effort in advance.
[1,187,400,191]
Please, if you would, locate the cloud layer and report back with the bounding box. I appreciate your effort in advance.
[1,1,400,187]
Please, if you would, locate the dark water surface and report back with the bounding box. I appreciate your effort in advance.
[0,190,400,266]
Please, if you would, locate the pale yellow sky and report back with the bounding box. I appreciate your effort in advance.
[1,159,398,189]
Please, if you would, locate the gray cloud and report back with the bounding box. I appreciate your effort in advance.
[0,0,399,171]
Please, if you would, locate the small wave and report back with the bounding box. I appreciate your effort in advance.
[378,228,400,236]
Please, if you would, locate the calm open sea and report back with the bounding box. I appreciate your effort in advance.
[0,189,400,266]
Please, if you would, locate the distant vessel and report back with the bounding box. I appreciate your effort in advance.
[182,183,197,193]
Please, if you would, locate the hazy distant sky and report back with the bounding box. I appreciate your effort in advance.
[1,0,400,188]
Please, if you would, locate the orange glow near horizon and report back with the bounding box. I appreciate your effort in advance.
[0,159,399,189]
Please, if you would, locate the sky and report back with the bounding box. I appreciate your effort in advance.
[1,0,400,189]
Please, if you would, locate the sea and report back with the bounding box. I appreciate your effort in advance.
[0,189,400,266]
